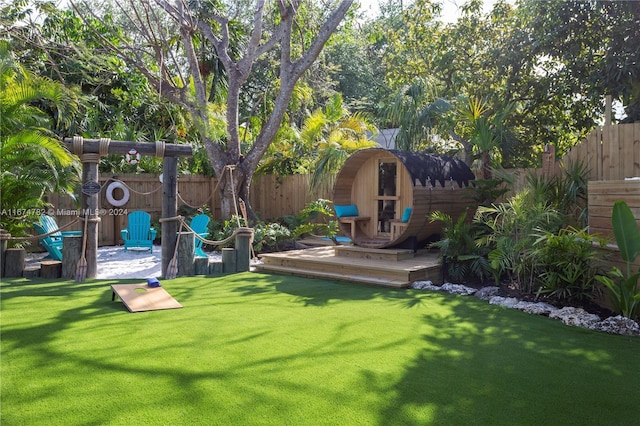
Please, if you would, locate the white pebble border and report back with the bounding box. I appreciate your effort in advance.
[411,280,640,337]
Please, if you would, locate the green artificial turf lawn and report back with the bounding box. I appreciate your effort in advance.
[2,273,639,425]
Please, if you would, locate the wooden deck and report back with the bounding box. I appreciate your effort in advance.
[255,246,442,288]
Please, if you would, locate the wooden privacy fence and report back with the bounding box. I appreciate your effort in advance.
[501,122,640,227]
[571,123,640,181]
[588,180,640,239]
[506,123,640,194]
[47,173,334,246]
[251,174,335,219]
[497,123,640,272]
[588,180,640,274]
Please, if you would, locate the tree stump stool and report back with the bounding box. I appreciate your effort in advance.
[209,261,223,274]
[41,260,62,279]
[23,266,41,278]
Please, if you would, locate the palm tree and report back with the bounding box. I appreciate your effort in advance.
[453,96,512,179]
[384,77,453,151]
[0,41,80,238]
[305,94,377,192]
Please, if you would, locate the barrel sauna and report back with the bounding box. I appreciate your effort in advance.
[333,148,476,249]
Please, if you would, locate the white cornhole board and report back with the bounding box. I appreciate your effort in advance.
[111,284,183,312]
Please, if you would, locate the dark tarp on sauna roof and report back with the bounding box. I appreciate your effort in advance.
[389,150,475,188]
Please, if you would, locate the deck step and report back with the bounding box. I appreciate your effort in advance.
[257,247,442,287]
[261,250,418,281]
[334,245,415,261]
[254,264,411,288]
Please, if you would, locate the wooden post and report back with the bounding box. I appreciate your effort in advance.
[177,232,194,276]
[0,229,9,277]
[162,157,178,277]
[81,159,100,278]
[235,227,253,272]
[209,261,223,274]
[40,260,62,279]
[194,257,209,275]
[222,248,236,273]
[605,95,612,126]
[542,144,556,179]
[4,248,25,277]
[62,235,83,279]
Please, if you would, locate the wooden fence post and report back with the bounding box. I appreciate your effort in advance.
[542,144,556,179]
[222,248,236,273]
[177,231,194,276]
[81,157,100,279]
[162,157,178,277]
[0,229,9,277]
[61,235,82,279]
[235,227,254,272]
[4,248,25,277]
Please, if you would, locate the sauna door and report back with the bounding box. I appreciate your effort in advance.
[376,160,398,236]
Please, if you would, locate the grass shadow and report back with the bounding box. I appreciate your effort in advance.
[375,291,640,425]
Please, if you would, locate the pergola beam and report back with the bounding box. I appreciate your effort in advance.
[62,138,193,157]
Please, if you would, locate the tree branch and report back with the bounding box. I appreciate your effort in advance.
[245,0,354,168]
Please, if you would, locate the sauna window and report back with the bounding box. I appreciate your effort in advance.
[377,161,397,233]
[378,162,397,197]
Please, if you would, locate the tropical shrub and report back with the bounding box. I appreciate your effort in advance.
[595,201,640,320]
[531,227,607,303]
[280,199,339,242]
[0,41,80,240]
[556,160,589,227]
[429,211,492,284]
[525,159,589,228]
[468,175,511,206]
[213,216,291,253]
[475,188,562,293]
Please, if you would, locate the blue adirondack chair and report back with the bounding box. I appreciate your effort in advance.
[32,215,82,261]
[189,214,211,257]
[121,211,157,253]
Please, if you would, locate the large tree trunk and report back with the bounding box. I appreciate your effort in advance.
[215,163,259,222]
[216,165,243,220]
